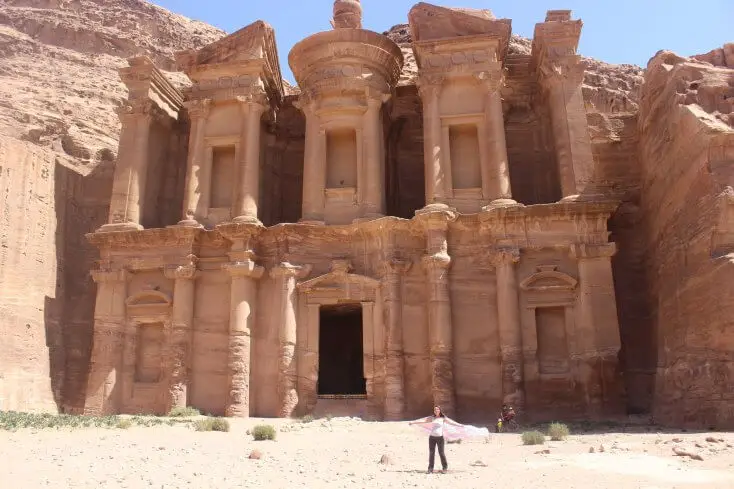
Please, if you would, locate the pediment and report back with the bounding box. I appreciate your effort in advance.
[408,2,511,43]
[175,21,283,94]
[125,290,172,307]
[297,270,380,292]
[520,265,577,292]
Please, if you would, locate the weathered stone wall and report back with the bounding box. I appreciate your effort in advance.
[639,51,734,428]
[0,136,60,412]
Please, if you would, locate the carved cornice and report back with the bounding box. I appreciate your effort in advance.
[119,56,183,117]
[520,265,578,292]
[87,226,200,251]
[569,243,617,260]
[223,259,265,279]
[116,100,172,124]
[217,221,265,243]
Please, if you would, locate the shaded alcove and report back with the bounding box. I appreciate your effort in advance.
[318,303,366,396]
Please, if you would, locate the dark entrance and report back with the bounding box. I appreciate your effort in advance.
[318,303,366,395]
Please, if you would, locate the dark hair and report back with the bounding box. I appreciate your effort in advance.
[433,406,445,418]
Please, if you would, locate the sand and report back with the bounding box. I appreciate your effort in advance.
[2,417,734,489]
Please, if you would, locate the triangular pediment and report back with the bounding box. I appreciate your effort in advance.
[175,21,283,95]
[298,270,380,292]
[520,265,577,292]
[408,2,511,42]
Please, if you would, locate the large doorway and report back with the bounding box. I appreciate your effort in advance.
[318,303,366,396]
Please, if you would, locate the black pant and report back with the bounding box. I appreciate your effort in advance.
[428,435,447,471]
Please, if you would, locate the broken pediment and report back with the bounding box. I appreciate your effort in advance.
[520,265,578,292]
[175,20,283,96]
[408,2,511,43]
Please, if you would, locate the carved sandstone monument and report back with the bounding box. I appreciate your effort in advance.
[1,1,732,428]
[82,3,622,421]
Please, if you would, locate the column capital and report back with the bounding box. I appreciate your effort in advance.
[538,56,586,87]
[416,74,445,99]
[422,253,451,274]
[164,263,198,281]
[365,87,391,108]
[473,69,504,92]
[270,262,312,280]
[90,268,127,283]
[116,99,167,123]
[414,203,457,230]
[236,91,268,113]
[489,247,521,267]
[223,260,264,279]
[183,98,212,119]
[384,258,412,275]
[569,243,617,260]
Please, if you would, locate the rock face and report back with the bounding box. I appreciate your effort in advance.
[0,0,223,413]
[638,51,734,428]
[0,0,731,428]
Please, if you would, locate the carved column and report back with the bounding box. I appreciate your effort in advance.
[164,261,197,411]
[271,262,311,418]
[179,98,212,226]
[233,95,266,224]
[298,98,327,223]
[223,258,264,417]
[571,243,621,414]
[417,76,446,204]
[475,71,515,205]
[85,268,127,415]
[363,92,387,217]
[102,102,154,231]
[416,206,457,416]
[539,57,594,200]
[492,248,525,411]
[383,258,411,420]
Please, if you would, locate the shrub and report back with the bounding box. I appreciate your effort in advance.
[167,406,201,418]
[252,424,277,441]
[548,422,570,441]
[193,417,230,432]
[300,414,314,423]
[521,430,546,445]
[116,419,132,429]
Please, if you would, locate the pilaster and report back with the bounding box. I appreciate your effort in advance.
[179,98,212,227]
[490,247,525,411]
[382,258,411,420]
[415,205,457,416]
[163,259,198,411]
[84,268,128,415]
[416,75,446,204]
[233,93,267,224]
[271,262,312,418]
[570,242,621,413]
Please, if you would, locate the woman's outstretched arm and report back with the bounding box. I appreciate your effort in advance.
[444,416,464,427]
[409,416,431,425]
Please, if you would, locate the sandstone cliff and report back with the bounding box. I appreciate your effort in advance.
[0,0,223,412]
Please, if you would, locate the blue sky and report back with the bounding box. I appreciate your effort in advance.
[152,0,732,84]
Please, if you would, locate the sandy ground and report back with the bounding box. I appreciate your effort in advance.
[2,417,734,489]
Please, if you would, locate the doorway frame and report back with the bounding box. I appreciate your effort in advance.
[295,260,385,418]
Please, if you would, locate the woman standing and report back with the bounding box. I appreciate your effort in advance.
[409,406,463,473]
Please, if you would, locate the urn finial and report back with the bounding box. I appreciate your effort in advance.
[332,0,362,29]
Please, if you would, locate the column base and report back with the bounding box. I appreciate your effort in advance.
[352,213,384,224]
[97,222,143,233]
[559,193,606,203]
[232,215,263,226]
[174,219,204,228]
[482,198,521,210]
[415,203,457,216]
[298,218,326,225]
